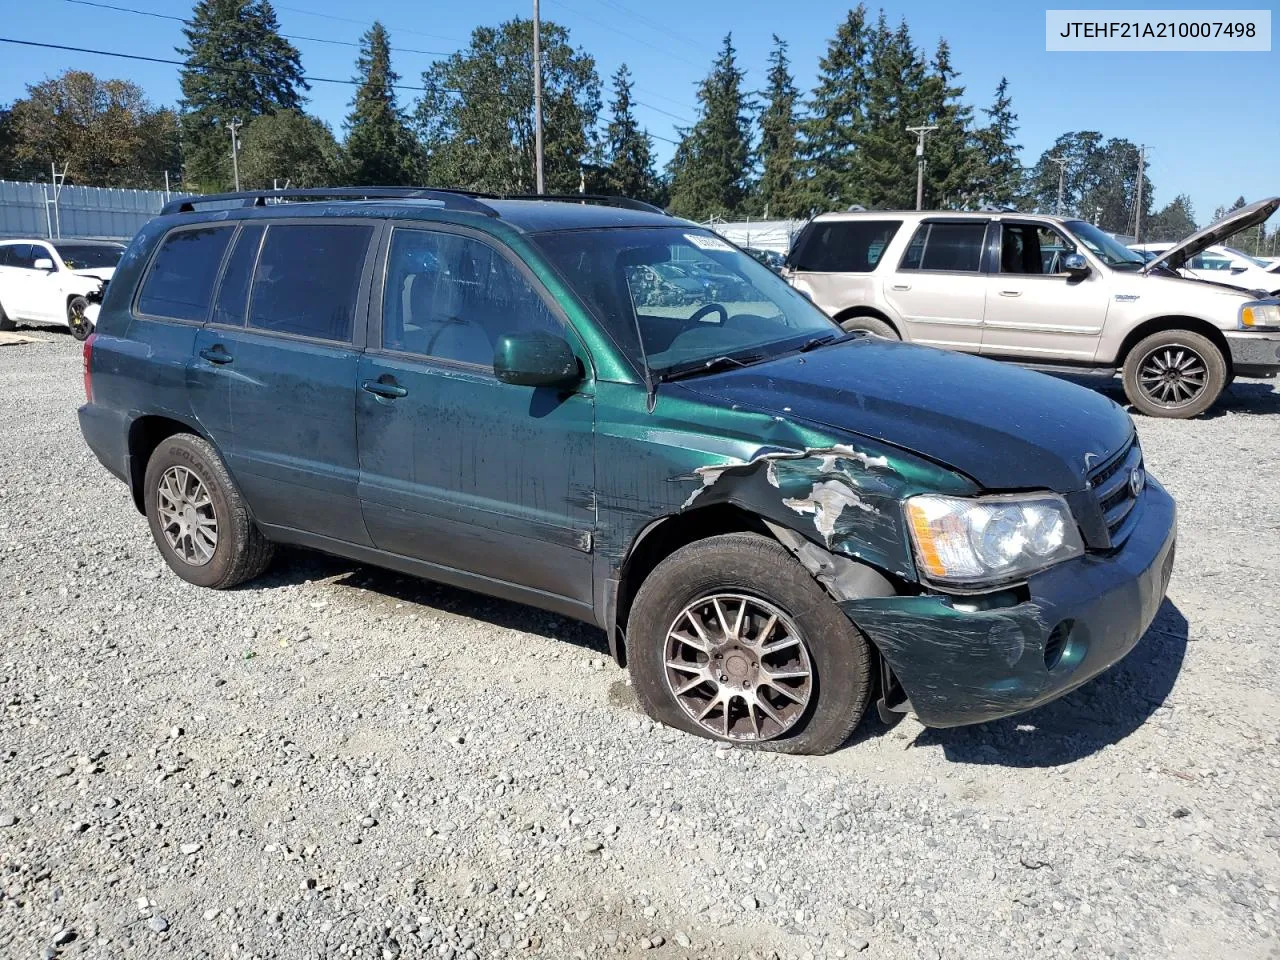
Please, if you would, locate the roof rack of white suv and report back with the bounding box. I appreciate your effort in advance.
[160,187,667,219]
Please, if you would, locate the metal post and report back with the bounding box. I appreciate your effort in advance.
[164,169,171,203]
[906,125,937,210]
[229,118,243,192]
[49,162,67,239]
[1048,157,1067,215]
[1134,144,1145,243]
[532,0,545,195]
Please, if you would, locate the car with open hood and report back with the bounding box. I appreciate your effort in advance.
[1130,240,1280,297]
[784,198,1280,418]
[0,238,125,340]
[77,187,1176,755]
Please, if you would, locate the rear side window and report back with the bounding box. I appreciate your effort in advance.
[248,224,373,342]
[899,222,987,273]
[789,220,901,272]
[3,244,36,270]
[137,226,235,321]
[212,225,264,327]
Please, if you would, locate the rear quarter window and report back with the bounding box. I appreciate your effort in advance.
[790,220,902,273]
[137,226,235,322]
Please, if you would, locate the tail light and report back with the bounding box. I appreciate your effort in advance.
[82,333,96,404]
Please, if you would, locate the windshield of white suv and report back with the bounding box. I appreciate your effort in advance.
[534,226,840,377]
[53,243,124,270]
[1064,221,1146,271]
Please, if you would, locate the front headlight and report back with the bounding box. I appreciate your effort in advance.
[905,493,1084,588]
[1240,300,1280,330]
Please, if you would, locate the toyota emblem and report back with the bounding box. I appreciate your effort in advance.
[1128,468,1145,498]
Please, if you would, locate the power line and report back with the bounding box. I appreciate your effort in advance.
[594,0,704,52]
[542,0,703,69]
[633,100,693,125]
[0,36,432,92]
[59,0,451,57]
[273,4,459,44]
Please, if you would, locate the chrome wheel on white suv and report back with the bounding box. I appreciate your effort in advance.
[1122,329,1227,419]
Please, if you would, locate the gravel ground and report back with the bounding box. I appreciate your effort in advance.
[2,332,1278,960]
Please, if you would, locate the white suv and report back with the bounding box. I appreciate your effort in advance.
[0,238,125,340]
[783,198,1280,418]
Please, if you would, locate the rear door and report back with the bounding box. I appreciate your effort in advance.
[0,244,42,319]
[356,223,597,606]
[979,222,1110,362]
[885,219,990,352]
[193,219,377,546]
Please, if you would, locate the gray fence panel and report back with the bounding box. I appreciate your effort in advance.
[0,180,199,241]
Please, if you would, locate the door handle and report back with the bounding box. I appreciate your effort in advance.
[890,284,912,291]
[999,290,1023,297]
[362,379,407,399]
[199,346,234,364]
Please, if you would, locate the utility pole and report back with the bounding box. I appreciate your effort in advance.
[1133,144,1145,243]
[1048,156,1067,215]
[532,0,545,195]
[44,162,68,239]
[906,125,937,210]
[228,118,243,192]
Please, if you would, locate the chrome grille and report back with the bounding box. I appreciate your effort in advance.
[1088,436,1143,548]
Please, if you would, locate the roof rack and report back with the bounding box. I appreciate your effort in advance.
[160,187,498,218]
[160,186,668,220]
[499,193,666,215]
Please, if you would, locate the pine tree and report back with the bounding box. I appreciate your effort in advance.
[853,15,925,210]
[1145,194,1197,241]
[971,77,1021,208]
[603,64,660,203]
[919,39,978,208]
[799,5,871,209]
[178,0,307,190]
[344,22,421,186]
[667,34,752,220]
[755,36,805,218]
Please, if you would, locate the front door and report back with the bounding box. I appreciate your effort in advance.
[191,220,377,546]
[883,219,990,352]
[356,225,597,605]
[980,222,1110,363]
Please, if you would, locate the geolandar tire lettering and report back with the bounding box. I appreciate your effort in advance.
[1122,329,1227,419]
[627,532,873,755]
[142,433,275,589]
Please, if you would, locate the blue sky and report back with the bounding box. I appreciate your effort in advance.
[2,0,1277,226]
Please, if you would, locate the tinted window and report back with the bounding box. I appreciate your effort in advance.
[790,220,901,272]
[53,243,124,270]
[5,244,36,270]
[383,228,561,368]
[899,222,986,273]
[249,224,372,342]
[212,226,264,327]
[0,245,15,267]
[138,227,235,321]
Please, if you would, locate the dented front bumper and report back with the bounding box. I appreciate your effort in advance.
[841,478,1177,728]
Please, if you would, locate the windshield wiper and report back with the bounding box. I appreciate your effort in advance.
[787,330,862,354]
[657,353,766,382]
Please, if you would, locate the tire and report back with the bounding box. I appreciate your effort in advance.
[67,296,92,341]
[839,315,899,340]
[1122,330,1227,419]
[0,301,14,332]
[143,433,275,589]
[627,532,873,755]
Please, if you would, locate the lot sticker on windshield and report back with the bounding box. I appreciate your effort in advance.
[685,233,734,252]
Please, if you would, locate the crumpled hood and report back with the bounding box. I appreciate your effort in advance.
[678,338,1134,493]
[71,267,114,282]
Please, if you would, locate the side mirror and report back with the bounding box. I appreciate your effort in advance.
[33,258,55,272]
[1229,265,1248,275]
[1061,253,1090,278]
[493,331,580,387]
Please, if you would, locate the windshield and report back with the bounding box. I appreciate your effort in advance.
[1222,246,1271,268]
[53,243,124,270]
[533,227,839,375]
[1064,221,1146,270]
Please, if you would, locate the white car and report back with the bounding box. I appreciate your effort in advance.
[1131,241,1280,297]
[0,238,126,340]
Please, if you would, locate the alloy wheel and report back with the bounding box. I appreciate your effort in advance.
[156,465,218,566]
[1137,343,1207,408]
[663,593,814,742]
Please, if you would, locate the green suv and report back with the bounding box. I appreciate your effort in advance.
[78,188,1177,755]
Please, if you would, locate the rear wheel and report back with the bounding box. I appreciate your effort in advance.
[0,301,14,332]
[838,315,899,340]
[627,533,873,755]
[143,433,274,588]
[67,296,92,341]
[1122,329,1226,419]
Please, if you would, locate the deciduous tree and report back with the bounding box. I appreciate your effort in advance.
[239,109,340,188]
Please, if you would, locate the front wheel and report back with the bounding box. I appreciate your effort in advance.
[67,296,92,341]
[1122,329,1227,419]
[627,533,873,755]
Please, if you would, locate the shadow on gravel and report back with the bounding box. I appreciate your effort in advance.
[911,599,1189,768]
[251,546,611,655]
